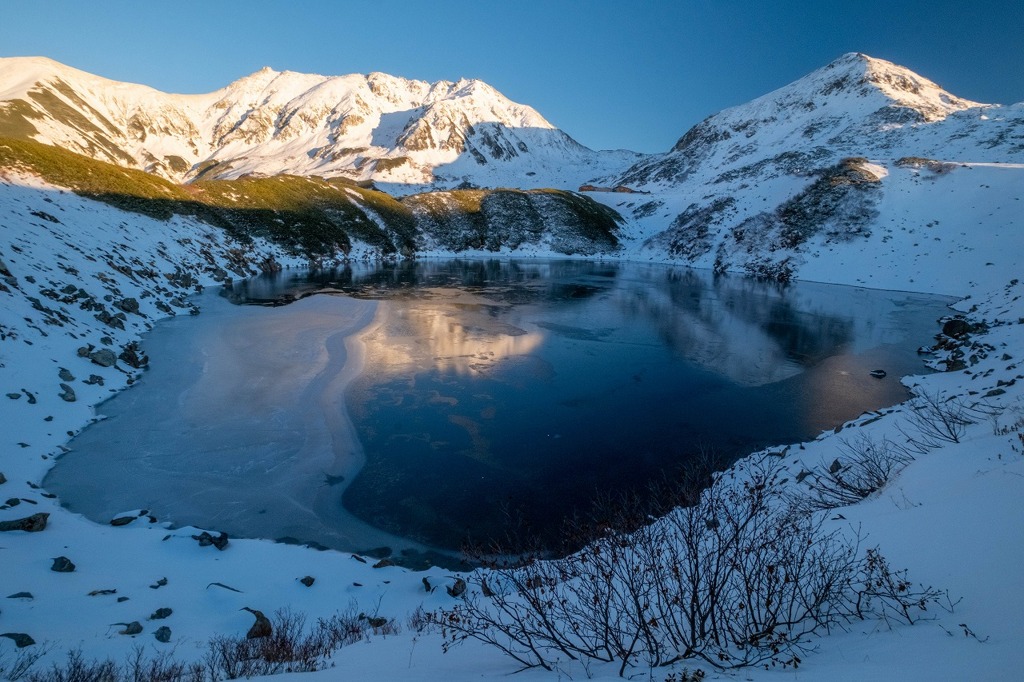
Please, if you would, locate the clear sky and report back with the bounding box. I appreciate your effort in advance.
[1,0,1022,153]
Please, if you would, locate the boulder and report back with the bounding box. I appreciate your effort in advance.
[0,632,35,648]
[89,348,117,367]
[154,625,172,643]
[0,512,48,532]
[51,556,76,572]
[242,607,272,639]
[58,383,76,402]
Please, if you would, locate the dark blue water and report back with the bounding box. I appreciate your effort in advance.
[47,260,952,561]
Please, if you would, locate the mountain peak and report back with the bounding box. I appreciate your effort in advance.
[809,52,983,118]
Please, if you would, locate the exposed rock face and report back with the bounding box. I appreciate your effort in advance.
[406,189,622,255]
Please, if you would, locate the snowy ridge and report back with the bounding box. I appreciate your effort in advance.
[0,56,639,189]
[593,53,1024,282]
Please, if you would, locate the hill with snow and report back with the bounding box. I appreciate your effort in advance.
[0,57,639,189]
[592,53,1024,283]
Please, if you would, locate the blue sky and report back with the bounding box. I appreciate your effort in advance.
[2,0,1022,153]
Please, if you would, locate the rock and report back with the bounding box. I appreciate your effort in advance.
[6,592,33,600]
[447,577,467,598]
[110,515,135,526]
[193,531,229,550]
[242,607,272,639]
[0,512,48,532]
[118,621,143,635]
[51,556,76,572]
[77,345,93,357]
[119,342,148,369]
[87,589,117,596]
[58,368,75,382]
[942,318,973,338]
[58,383,76,402]
[422,577,432,592]
[985,388,1006,397]
[365,616,388,629]
[795,469,813,483]
[0,632,35,648]
[4,498,20,507]
[869,369,887,379]
[299,576,315,587]
[89,348,117,367]
[828,459,843,474]
[154,625,171,643]
[149,607,173,620]
[150,577,168,589]
[6,392,21,399]
[116,297,140,314]
[481,578,496,597]
[372,558,395,569]
[0,472,6,485]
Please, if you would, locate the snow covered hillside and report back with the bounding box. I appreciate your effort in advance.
[594,53,1024,282]
[0,57,639,189]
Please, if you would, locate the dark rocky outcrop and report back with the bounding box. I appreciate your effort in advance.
[0,512,48,532]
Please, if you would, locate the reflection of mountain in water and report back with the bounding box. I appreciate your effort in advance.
[223,260,862,387]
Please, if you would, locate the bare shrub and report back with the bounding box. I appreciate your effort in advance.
[18,604,397,682]
[899,390,982,450]
[434,457,948,674]
[797,435,914,511]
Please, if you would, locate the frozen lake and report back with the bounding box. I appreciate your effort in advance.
[46,260,953,564]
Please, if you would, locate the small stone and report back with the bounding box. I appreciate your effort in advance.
[150,577,168,589]
[0,472,6,485]
[110,515,135,527]
[372,558,395,569]
[51,556,76,572]
[154,625,171,643]
[193,531,229,550]
[149,607,173,620]
[5,498,20,507]
[119,621,143,635]
[6,592,33,600]
[6,392,21,400]
[58,383,76,402]
[58,368,75,382]
[447,577,467,598]
[117,596,130,603]
[0,512,48,532]
[299,576,315,587]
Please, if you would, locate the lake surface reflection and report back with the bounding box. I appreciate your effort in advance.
[47,260,952,562]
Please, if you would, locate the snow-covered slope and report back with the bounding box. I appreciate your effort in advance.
[0,57,640,189]
[596,53,1024,280]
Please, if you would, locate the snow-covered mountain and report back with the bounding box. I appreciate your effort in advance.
[593,52,1023,280]
[0,56,639,189]
[3,52,1024,680]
